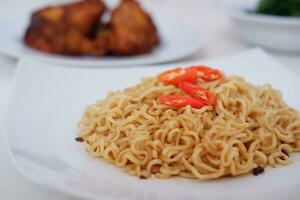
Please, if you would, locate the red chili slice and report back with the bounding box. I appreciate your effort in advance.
[158,95,204,109]
[157,67,197,86]
[202,69,223,82]
[188,65,212,76]
[179,82,215,106]
[188,65,223,82]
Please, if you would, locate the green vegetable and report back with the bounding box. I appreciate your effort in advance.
[257,0,300,17]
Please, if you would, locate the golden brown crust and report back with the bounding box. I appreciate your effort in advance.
[24,0,160,57]
[108,0,160,55]
[24,0,106,55]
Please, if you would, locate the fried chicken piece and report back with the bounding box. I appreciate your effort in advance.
[24,0,106,56]
[24,0,160,57]
[107,0,160,55]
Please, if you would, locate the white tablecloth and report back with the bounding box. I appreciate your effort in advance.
[0,0,299,199]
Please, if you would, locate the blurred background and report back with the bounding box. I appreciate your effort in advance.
[1,0,298,68]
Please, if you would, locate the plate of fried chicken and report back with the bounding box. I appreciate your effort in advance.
[0,0,202,67]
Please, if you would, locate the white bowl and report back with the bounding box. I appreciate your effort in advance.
[230,8,300,52]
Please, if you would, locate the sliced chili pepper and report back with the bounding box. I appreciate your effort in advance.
[158,95,204,109]
[157,67,197,86]
[188,65,223,82]
[179,82,215,106]
[188,65,213,76]
[202,69,223,82]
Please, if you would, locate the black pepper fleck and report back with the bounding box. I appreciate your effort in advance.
[253,166,264,176]
[75,137,84,142]
[139,175,147,179]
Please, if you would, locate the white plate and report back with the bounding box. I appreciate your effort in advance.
[5,49,300,200]
[0,15,201,67]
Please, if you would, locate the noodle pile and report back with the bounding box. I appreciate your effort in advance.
[77,74,300,179]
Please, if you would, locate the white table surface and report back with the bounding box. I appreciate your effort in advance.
[0,0,299,199]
